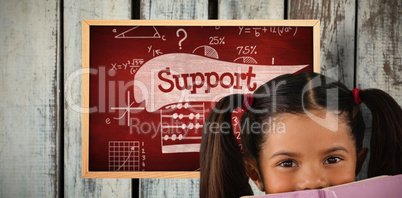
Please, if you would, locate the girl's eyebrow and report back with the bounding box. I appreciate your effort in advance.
[270,151,300,159]
[322,146,349,155]
[270,147,349,159]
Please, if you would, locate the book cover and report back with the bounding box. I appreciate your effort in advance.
[242,174,402,198]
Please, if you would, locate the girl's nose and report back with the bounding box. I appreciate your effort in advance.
[296,166,329,190]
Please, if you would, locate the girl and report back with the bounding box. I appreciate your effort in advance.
[200,72,402,198]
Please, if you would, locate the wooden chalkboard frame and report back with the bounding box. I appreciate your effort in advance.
[82,20,320,178]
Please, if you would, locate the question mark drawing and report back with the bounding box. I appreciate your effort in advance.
[176,28,187,50]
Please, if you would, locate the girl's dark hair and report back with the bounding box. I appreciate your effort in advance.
[200,71,402,198]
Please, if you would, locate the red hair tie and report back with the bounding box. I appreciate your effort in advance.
[241,94,254,111]
[352,88,362,105]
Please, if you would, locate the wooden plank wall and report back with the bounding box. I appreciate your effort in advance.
[139,1,207,197]
[0,0,400,197]
[289,0,356,88]
[0,1,60,197]
[355,0,401,181]
[63,1,132,197]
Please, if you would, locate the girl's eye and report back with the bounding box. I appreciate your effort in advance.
[324,157,342,164]
[279,160,297,167]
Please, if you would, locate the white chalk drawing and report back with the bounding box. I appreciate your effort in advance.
[163,134,202,141]
[209,36,225,45]
[165,103,190,110]
[176,28,187,50]
[115,26,166,40]
[238,26,298,37]
[111,59,144,74]
[270,26,298,36]
[109,141,140,171]
[163,112,202,120]
[239,27,265,37]
[234,56,258,64]
[160,103,205,153]
[236,45,257,55]
[111,91,144,126]
[148,45,163,57]
[192,45,219,59]
[239,26,251,35]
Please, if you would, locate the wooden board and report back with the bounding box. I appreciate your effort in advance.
[219,0,284,19]
[0,0,59,197]
[0,0,399,197]
[63,1,132,197]
[356,0,401,104]
[288,0,356,88]
[140,0,208,20]
[140,179,200,197]
[356,0,401,180]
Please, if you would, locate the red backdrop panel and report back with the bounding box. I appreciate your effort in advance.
[88,25,313,171]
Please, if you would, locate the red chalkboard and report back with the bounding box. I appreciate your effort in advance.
[82,20,320,178]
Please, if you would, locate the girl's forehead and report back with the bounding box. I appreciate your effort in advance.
[262,112,355,154]
[265,110,350,133]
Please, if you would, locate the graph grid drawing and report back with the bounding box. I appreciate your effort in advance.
[109,141,140,171]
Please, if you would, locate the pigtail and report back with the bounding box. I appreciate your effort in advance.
[200,94,253,198]
[359,89,402,177]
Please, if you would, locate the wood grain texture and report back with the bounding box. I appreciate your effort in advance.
[139,0,208,197]
[140,0,208,19]
[0,0,399,197]
[356,0,401,180]
[356,0,401,103]
[288,0,356,88]
[217,0,284,195]
[140,179,200,197]
[63,1,132,197]
[218,0,284,19]
[0,0,59,197]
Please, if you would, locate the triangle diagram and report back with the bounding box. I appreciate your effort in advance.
[115,26,161,39]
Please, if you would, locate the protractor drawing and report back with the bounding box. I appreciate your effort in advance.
[234,56,258,64]
[115,26,161,39]
[192,45,219,59]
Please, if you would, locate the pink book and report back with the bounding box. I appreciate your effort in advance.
[242,174,402,198]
